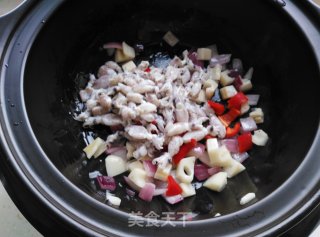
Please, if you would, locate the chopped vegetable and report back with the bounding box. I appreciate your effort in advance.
[225,122,241,138]
[210,54,231,67]
[220,138,239,153]
[197,48,212,61]
[208,101,225,115]
[139,183,156,202]
[207,166,222,176]
[176,157,196,183]
[163,31,179,47]
[252,129,269,146]
[247,94,260,106]
[163,194,183,204]
[223,159,245,178]
[228,92,248,110]
[166,175,182,196]
[249,108,264,124]
[208,145,234,167]
[240,117,257,133]
[232,152,249,163]
[122,42,135,60]
[220,70,235,87]
[83,137,106,159]
[122,60,136,71]
[97,176,116,191]
[220,85,237,100]
[172,139,197,165]
[128,168,147,190]
[105,155,128,177]
[203,172,228,192]
[218,108,241,127]
[154,164,172,181]
[194,164,210,181]
[237,133,253,153]
[180,183,196,198]
[143,160,157,177]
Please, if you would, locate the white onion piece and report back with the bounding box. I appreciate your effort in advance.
[220,139,238,153]
[240,117,257,133]
[244,67,254,80]
[143,160,157,177]
[187,143,211,167]
[210,54,231,67]
[112,149,127,160]
[247,94,260,106]
[123,176,140,191]
[153,188,167,196]
[163,194,184,204]
[139,183,156,202]
[232,152,249,163]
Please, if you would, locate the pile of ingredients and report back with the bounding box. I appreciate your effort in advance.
[75,31,269,207]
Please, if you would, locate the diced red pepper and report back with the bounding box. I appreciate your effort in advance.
[166,175,182,196]
[204,134,216,140]
[144,67,151,72]
[207,101,225,115]
[218,108,241,127]
[151,120,157,125]
[237,132,253,153]
[172,139,197,165]
[225,122,241,138]
[228,92,248,110]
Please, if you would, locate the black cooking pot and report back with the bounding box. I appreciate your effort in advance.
[0,0,319,236]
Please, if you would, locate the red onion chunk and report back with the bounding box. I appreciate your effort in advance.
[188,52,204,68]
[210,54,231,67]
[96,176,116,191]
[232,152,249,163]
[247,94,260,106]
[163,194,184,205]
[220,139,239,153]
[208,166,222,176]
[233,76,243,91]
[139,183,156,202]
[106,146,125,154]
[153,188,167,196]
[194,164,210,181]
[240,117,257,133]
[143,160,157,177]
[126,188,136,197]
[102,42,123,50]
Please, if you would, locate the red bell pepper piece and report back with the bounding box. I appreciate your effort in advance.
[218,108,241,127]
[204,134,216,140]
[225,122,241,138]
[207,101,225,115]
[144,67,151,72]
[228,92,248,110]
[166,175,182,196]
[172,138,197,165]
[237,132,253,153]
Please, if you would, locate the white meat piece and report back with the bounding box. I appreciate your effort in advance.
[125,125,153,140]
[152,152,171,168]
[101,114,123,126]
[165,122,190,137]
[98,94,112,111]
[175,103,189,123]
[116,83,132,95]
[132,144,148,159]
[113,93,127,109]
[140,113,156,122]
[119,106,137,120]
[137,102,157,114]
[151,135,165,150]
[190,82,202,98]
[137,61,150,71]
[168,136,184,156]
[209,115,226,138]
[182,127,208,143]
[165,66,180,81]
[104,61,122,73]
[127,92,144,104]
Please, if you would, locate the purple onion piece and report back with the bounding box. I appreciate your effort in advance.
[232,152,249,163]
[246,94,260,106]
[96,176,116,191]
[240,117,257,133]
[220,139,239,153]
[194,164,210,181]
[210,54,232,67]
[126,188,136,197]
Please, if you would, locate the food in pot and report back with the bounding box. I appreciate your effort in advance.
[75,38,268,206]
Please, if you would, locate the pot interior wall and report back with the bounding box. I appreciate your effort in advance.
[24,0,320,219]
